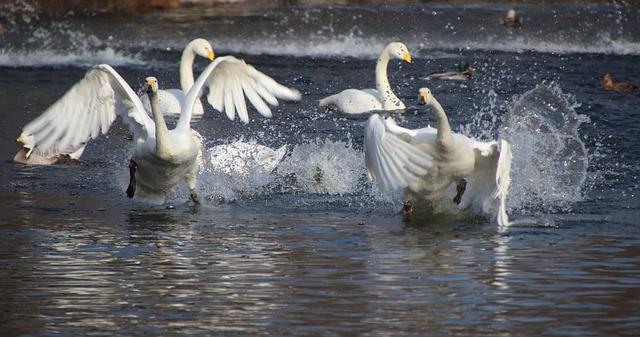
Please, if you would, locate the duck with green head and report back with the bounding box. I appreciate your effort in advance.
[424,58,476,81]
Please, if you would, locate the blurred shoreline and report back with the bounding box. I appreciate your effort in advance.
[1,0,637,17]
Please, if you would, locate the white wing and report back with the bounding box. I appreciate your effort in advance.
[18,64,153,158]
[318,88,383,115]
[364,114,433,191]
[462,138,512,227]
[178,56,300,128]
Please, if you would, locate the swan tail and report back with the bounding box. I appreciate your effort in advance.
[318,94,336,107]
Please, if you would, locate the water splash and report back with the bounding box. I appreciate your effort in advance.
[197,139,287,201]
[500,83,589,214]
[0,0,143,67]
[277,139,365,195]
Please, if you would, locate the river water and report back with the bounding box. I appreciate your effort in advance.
[0,2,639,336]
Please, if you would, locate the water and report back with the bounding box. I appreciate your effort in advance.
[1,2,640,336]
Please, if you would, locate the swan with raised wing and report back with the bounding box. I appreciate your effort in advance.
[14,57,300,203]
[363,88,512,226]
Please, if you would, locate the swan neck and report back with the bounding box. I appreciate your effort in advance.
[430,97,452,140]
[375,48,403,110]
[180,44,196,93]
[149,92,172,156]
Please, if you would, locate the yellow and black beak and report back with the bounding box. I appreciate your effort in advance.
[207,50,215,61]
[146,79,157,92]
[419,91,428,104]
[402,52,412,63]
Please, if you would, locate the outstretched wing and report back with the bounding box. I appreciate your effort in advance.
[17,64,153,158]
[364,114,433,191]
[464,138,512,227]
[178,56,301,129]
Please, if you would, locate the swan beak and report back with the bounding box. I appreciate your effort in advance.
[419,92,428,105]
[207,50,215,61]
[146,80,157,92]
[402,52,412,63]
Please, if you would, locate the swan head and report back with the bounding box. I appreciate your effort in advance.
[387,42,412,63]
[418,87,433,105]
[190,38,215,61]
[145,76,159,94]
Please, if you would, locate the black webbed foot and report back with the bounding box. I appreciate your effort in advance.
[126,159,137,198]
[453,179,467,205]
[190,189,200,204]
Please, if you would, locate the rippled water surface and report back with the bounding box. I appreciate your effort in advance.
[1,2,639,336]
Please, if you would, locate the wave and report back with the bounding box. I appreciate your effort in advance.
[449,33,640,56]
[217,34,640,58]
[2,32,637,68]
[0,48,144,68]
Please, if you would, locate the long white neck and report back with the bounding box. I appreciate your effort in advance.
[180,42,197,93]
[429,97,452,142]
[375,47,405,110]
[149,91,173,158]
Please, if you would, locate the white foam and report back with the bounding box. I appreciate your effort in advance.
[218,33,640,58]
[449,33,640,56]
[218,34,388,59]
[0,48,144,67]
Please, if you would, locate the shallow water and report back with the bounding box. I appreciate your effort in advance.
[1,2,640,336]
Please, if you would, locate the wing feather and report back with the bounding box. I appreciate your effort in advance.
[364,114,433,191]
[179,56,300,129]
[464,138,512,227]
[242,80,272,118]
[17,64,153,159]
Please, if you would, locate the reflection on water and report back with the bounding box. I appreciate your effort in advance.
[1,209,639,336]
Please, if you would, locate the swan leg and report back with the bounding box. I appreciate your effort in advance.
[453,179,467,205]
[126,159,137,198]
[186,172,199,204]
[403,189,413,216]
[190,189,200,204]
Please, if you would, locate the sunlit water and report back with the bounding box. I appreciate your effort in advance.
[1,2,639,336]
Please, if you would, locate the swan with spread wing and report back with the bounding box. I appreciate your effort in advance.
[364,88,512,227]
[14,57,301,203]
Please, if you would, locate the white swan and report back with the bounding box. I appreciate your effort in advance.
[14,58,301,203]
[364,88,512,227]
[318,42,412,114]
[140,38,214,117]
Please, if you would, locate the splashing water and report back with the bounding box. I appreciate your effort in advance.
[500,83,589,214]
[0,0,143,67]
[276,139,366,195]
[196,140,287,202]
[191,138,397,211]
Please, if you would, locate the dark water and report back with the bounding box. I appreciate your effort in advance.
[1,2,640,336]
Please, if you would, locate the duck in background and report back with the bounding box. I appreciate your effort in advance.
[602,73,640,94]
[503,9,524,29]
[423,59,476,81]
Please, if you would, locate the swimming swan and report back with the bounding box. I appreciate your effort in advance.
[140,38,213,117]
[364,88,512,227]
[318,42,412,114]
[15,58,301,203]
